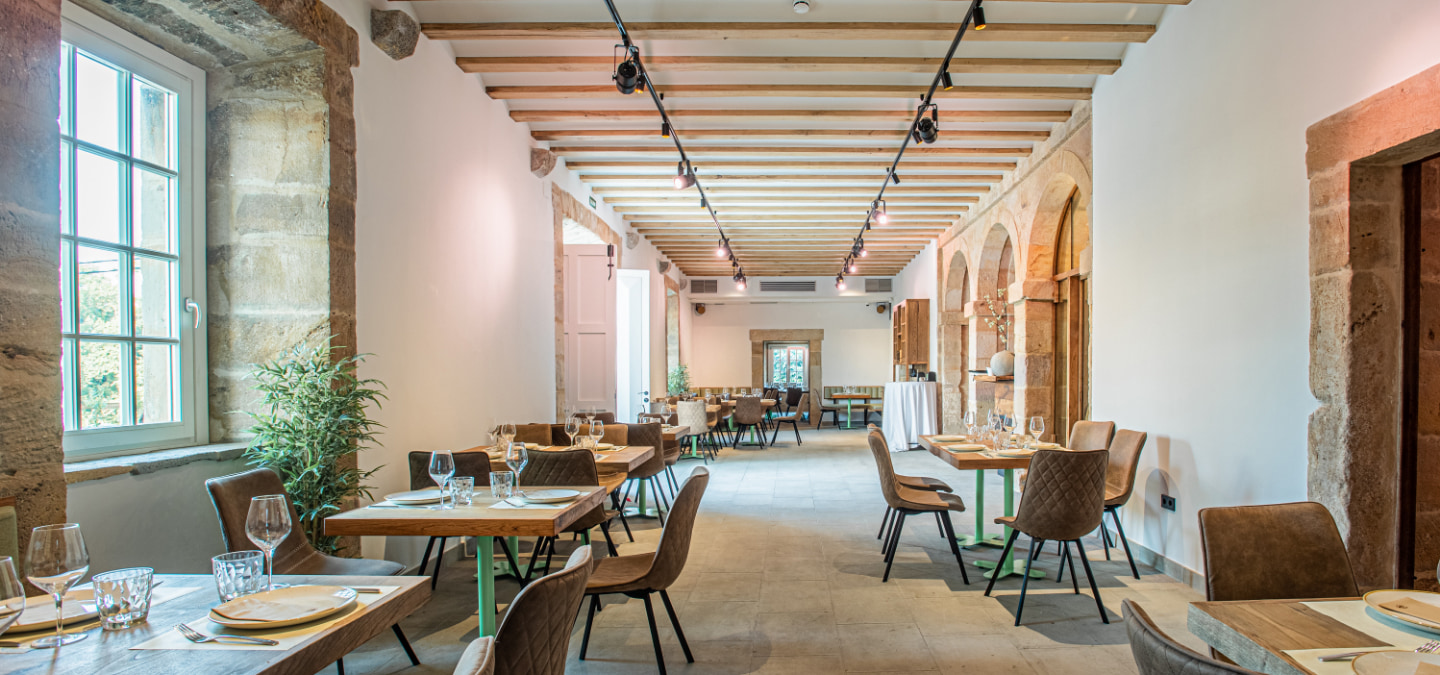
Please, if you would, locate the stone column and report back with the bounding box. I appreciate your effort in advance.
[1011,279,1057,437]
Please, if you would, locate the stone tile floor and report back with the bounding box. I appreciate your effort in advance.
[343,428,1205,674]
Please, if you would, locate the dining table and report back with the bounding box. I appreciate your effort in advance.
[920,434,1056,581]
[460,443,655,474]
[830,393,874,430]
[1188,595,1440,674]
[324,485,607,637]
[0,573,429,675]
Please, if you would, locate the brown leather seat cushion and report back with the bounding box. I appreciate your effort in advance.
[286,553,406,577]
[586,552,656,594]
[898,475,952,492]
[895,485,966,512]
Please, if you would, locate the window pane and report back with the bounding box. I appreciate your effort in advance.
[131,167,173,253]
[74,52,123,152]
[75,149,123,243]
[59,44,71,136]
[79,340,123,428]
[77,245,122,335]
[59,142,72,234]
[60,240,74,333]
[132,79,173,169]
[61,338,76,431]
[134,342,175,424]
[132,255,173,338]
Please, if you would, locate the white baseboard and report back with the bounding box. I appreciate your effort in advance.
[1125,538,1206,594]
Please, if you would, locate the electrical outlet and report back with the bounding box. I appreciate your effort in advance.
[1160,494,1177,512]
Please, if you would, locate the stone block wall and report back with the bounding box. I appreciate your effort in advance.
[1416,157,1440,590]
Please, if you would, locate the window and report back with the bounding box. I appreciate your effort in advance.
[766,342,809,389]
[60,4,207,458]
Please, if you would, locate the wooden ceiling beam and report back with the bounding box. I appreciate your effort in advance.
[552,145,1031,157]
[460,55,1119,75]
[566,161,1017,170]
[512,109,1070,123]
[577,173,1006,183]
[421,22,1155,43]
[488,84,1090,100]
[535,129,1051,141]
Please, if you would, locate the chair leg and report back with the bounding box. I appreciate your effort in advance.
[793,421,802,445]
[642,593,669,675]
[429,536,447,589]
[524,536,551,581]
[984,530,1021,597]
[1064,541,1080,594]
[1074,538,1110,624]
[937,511,970,584]
[877,507,893,542]
[659,590,694,663]
[336,658,344,675]
[934,512,946,538]
[600,522,620,557]
[1057,543,1068,584]
[419,536,437,575]
[497,537,524,586]
[580,595,599,660]
[392,624,420,665]
[1110,507,1141,580]
[1101,522,1113,560]
[883,512,907,582]
[1014,537,1041,626]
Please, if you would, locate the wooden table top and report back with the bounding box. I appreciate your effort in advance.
[919,435,1036,471]
[460,444,654,473]
[325,485,607,538]
[1,574,429,675]
[831,393,875,400]
[1188,597,1392,675]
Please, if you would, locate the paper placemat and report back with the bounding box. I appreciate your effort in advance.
[1278,601,1440,674]
[130,586,399,651]
[0,585,204,652]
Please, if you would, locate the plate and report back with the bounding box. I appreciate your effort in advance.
[1364,590,1440,634]
[944,443,987,453]
[932,435,969,442]
[1031,442,1062,450]
[1352,651,1440,674]
[384,488,443,505]
[521,489,581,504]
[996,449,1036,458]
[594,443,615,450]
[209,585,357,630]
[6,588,97,633]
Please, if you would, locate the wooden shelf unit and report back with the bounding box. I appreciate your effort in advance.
[891,298,931,376]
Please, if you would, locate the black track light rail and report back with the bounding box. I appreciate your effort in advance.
[841,0,983,283]
[601,0,744,283]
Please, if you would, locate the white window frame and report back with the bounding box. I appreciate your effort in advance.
[61,2,208,460]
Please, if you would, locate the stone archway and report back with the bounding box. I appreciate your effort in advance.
[940,249,970,431]
[973,223,1016,418]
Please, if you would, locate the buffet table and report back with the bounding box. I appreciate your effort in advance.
[881,381,938,451]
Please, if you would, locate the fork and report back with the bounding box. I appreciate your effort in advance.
[175,623,279,646]
[1317,640,1440,662]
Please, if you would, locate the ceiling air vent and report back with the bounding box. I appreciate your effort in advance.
[690,279,718,294]
[865,278,893,293]
[760,280,816,293]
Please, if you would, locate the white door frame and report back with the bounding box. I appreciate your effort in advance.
[616,269,651,422]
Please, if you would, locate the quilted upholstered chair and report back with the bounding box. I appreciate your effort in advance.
[492,547,593,675]
[513,424,553,445]
[731,397,767,448]
[1067,420,1116,451]
[1100,429,1148,579]
[676,400,710,462]
[453,636,495,675]
[769,392,809,446]
[866,430,969,584]
[580,468,710,675]
[572,411,617,424]
[519,449,620,576]
[984,448,1110,626]
[619,422,672,523]
[1123,600,1259,674]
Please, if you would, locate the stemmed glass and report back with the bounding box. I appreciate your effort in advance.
[964,410,976,437]
[505,441,530,495]
[1029,416,1045,445]
[0,557,25,636]
[246,496,291,592]
[430,450,456,509]
[24,524,87,648]
[500,423,517,448]
[589,420,605,448]
[564,416,581,448]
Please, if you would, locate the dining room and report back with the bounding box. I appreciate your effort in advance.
[3,0,1440,673]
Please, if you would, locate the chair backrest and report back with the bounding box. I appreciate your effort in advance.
[514,424,553,445]
[409,451,496,490]
[780,393,809,419]
[1104,430,1148,506]
[623,422,666,478]
[734,396,764,424]
[494,547,593,675]
[572,412,616,424]
[1122,601,1259,675]
[785,387,803,407]
[453,636,495,675]
[598,423,628,445]
[865,429,905,508]
[1012,449,1109,541]
[520,448,600,487]
[641,467,710,589]
[676,400,708,435]
[1068,420,1116,451]
[762,387,778,402]
[1198,502,1358,602]
[205,468,322,574]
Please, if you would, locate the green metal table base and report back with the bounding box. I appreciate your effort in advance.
[837,399,868,430]
[477,536,496,636]
[955,467,1045,581]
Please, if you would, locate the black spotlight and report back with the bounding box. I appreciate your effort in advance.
[941,71,954,90]
[917,107,939,144]
[615,58,641,94]
[973,3,988,30]
[673,161,696,190]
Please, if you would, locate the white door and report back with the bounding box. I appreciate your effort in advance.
[565,245,617,415]
[616,269,651,422]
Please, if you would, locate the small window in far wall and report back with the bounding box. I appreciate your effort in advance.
[766,342,808,389]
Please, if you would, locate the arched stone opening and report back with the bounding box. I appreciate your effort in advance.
[940,249,970,431]
[973,223,1016,418]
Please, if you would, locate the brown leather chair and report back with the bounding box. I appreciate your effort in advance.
[769,392,809,445]
[1101,429,1148,579]
[1199,502,1358,603]
[407,451,517,589]
[985,449,1110,625]
[619,422,672,524]
[519,448,620,577]
[598,423,628,445]
[493,547,593,675]
[1068,420,1116,451]
[573,411,617,425]
[866,430,970,584]
[868,424,955,550]
[1122,600,1259,674]
[453,636,495,675]
[731,396,767,449]
[514,424,554,445]
[813,388,842,429]
[205,468,419,668]
[579,468,710,675]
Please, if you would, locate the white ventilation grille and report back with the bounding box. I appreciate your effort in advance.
[690,279,718,293]
[760,280,816,292]
[865,278,893,293]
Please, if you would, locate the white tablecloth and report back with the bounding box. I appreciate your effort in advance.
[882,382,938,452]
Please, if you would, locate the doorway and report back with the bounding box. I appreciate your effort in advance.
[563,244,616,415]
[1052,190,1090,445]
[765,342,809,390]
[1403,153,1440,590]
[616,269,651,422]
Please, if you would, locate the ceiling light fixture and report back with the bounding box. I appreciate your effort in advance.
[614,55,641,95]
[674,161,696,190]
[793,0,810,14]
[858,239,868,257]
[848,258,858,274]
[941,72,954,91]
[836,274,846,291]
[873,200,889,225]
[716,238,729,258]
[973,2,987,30]
[662,122,672,138]
[915,105,939,144]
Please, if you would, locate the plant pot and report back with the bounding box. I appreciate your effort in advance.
[989,350,1015,377]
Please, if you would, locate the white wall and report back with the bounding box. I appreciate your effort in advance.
[1091,0,1440,577]
[688,301,892,388]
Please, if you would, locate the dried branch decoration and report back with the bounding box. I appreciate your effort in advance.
[981,288,1012,351]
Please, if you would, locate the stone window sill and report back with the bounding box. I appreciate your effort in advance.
[64,442,249,485]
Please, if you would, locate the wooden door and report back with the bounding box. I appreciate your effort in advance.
[565,245,616,414]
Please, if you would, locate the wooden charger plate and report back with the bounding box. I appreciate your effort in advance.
[209,585,357,630]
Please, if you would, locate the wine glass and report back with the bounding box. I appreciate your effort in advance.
[1029,416,1045,444]
[0,557,24,636]
[429,450,456,509]
[245,496,291,592]
[585,406,596,425]
[500,423,516,447]
[1003,414,1018,436]
[589,420,605,448]
[25,523,89,648]
[564,416,581,448]
[964,409,976,437]
[505,441,530,494]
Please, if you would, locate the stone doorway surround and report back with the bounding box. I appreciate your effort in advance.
[749,329,823,423]
[1306,62,1440,590]
[552,185,622,419]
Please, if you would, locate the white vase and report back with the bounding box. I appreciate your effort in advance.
[989,350,1015,377]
